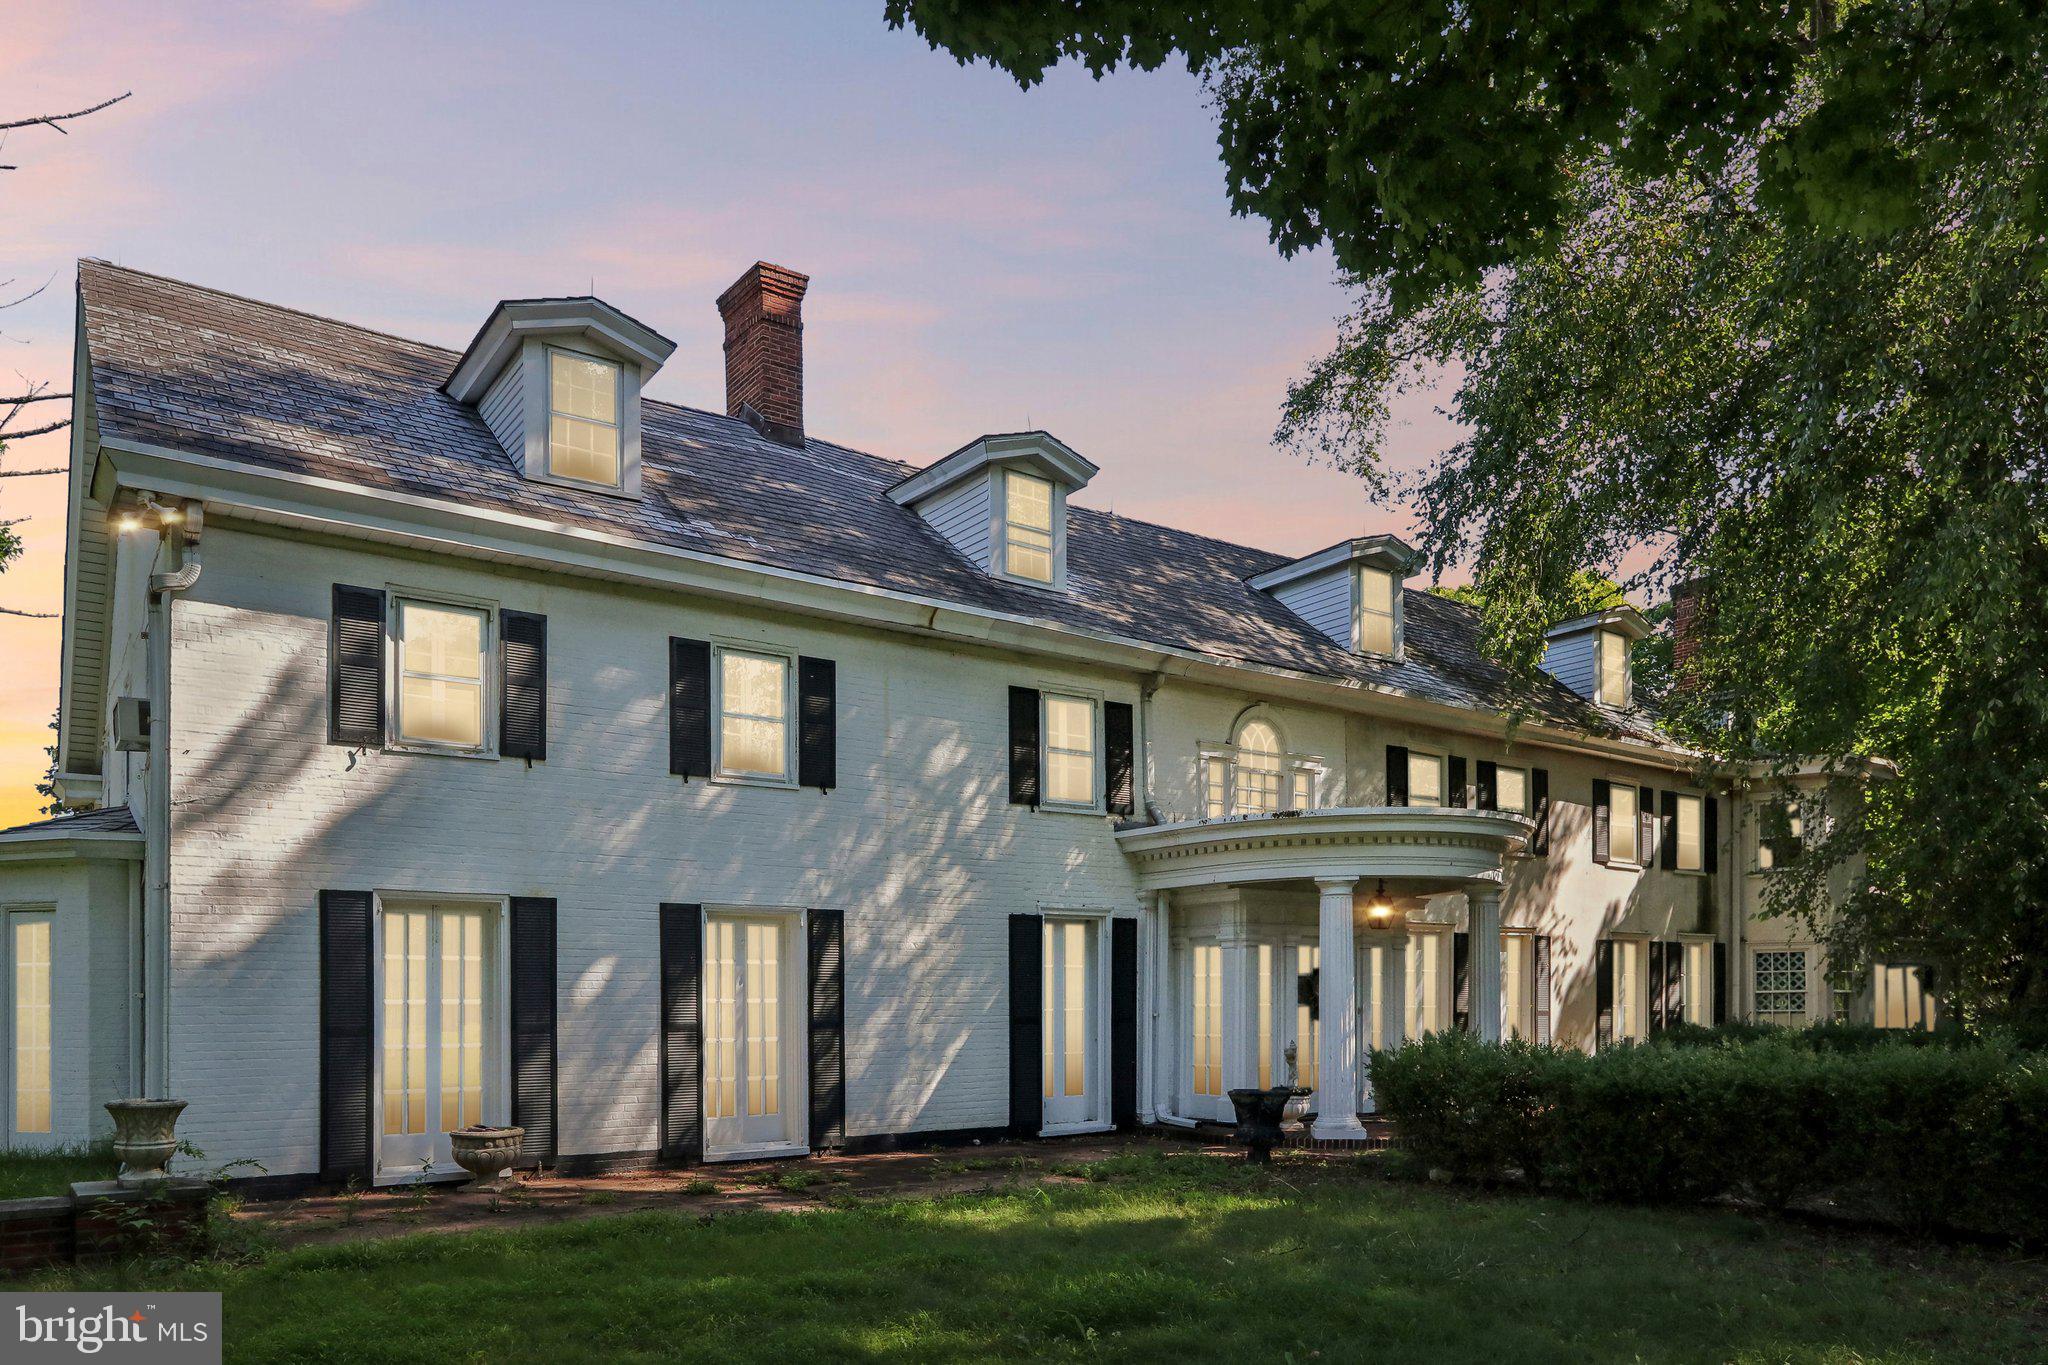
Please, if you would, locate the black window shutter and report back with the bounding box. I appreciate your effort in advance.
[1475,760,1498,811]
[808,909,846,1150]
[509,897,557,1164]
[1448,755,1469,808]
[1664,941,1687,1029]
[1533,935,1553,1045]
[669,639,712,780]
[1008,687,1041,807]
[1639,785,1657,866]
[500,610,548,761]
[1713,941,1729,1023]
[1104,702,1135,817]
[1705,797,1721,874]
[1452,931,1471,1032]
[319,890,374,1185]
[797,656,837,791]
[1660,791,1679,870]
[659,903,704,1163]
[1110,918,1138,1127]
[1386,745,1410,806]
[1592,779,1612,863]
[1648,939,1667,1034]
[1531,768,1551,855]
[329,586,385,747]
[1008,913,1044,1136]
[1596,940,1616,1048]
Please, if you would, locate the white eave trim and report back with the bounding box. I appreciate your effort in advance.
[1546,605,1651,643]
[1245,534,1418,593]
[444,298,677,403]
[0,830,144,864]
[887,431,1098,507]
[97,434,1703,773]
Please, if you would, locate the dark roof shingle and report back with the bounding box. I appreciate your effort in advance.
[0,806,141,840]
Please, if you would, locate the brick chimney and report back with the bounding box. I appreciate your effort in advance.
[716,261,809,448]
[1671,576,1706,691]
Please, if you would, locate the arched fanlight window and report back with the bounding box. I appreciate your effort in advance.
[1233,718,1284,814]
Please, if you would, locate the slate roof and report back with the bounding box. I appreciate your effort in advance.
[76,260,1670,747]
[0,806,142,840]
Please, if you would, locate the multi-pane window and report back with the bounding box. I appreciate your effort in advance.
[1684,940,1716,1025]
[547,349,622,487]
[1758,800,1805,870]
[1596,629,1630,707]
[1609,782,1640,864]
[718,649,790,780]
[395,599,487,749]
[11,913,52,1136]
[1290,767,1315,811]
[1408,751,1445,807]
[1232,720,1283,814]
[1675,793,1705,871]
[1872,962,1938,1031]
[1408,930,1446,1037]
[1359,566,1397,655]
[1610,938,1646,1042]
[1204,755,1229,818]
[1753,949,1809,1024]
[1043,694,1096,807]
[1495,765,1530,815]
[1003,469,1055,584]
[1190,943,1222,1099]
[1295,944,1320,1091]
[1254,943,1273,1089]
[1205,721,1318,818]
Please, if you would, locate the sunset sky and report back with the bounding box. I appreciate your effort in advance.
[0,0,1461,827]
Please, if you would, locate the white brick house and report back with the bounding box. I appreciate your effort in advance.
[0,260,1917,1185]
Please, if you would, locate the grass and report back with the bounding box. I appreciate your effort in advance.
[0,1142,118,1200]
[27,1151,2047,1362]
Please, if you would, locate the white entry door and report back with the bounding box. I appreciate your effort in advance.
[1042,918,1099,1130]
[380,903,497,1178]
[1180,940,1230,1122]
[705,913,802,1155]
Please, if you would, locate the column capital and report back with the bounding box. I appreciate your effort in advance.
[1314,876,1359,894]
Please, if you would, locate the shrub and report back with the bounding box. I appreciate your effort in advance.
[1373,1030,2046,1241]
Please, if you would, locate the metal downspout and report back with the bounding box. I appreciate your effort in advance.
[142,499,201,1099]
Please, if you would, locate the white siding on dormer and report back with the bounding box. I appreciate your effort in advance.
[1272,566,1353,649]
[479,361,524,462]
[917,473,994,571]
[1542,630,1598,698]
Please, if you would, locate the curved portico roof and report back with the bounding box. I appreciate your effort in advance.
[1114,807,1533,894]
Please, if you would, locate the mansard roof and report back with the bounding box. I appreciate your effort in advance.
[74,260,1669,747]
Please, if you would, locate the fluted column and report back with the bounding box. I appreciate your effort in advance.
[1313,877,1366,1139]
[1469,884,1504,1043]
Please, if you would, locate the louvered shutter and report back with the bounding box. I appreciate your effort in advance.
[1452,931,1471,1032]
[797,656,837,791]
[1639,786,1657,866]
[659,904,704,1163]
[669,639,712,780]
[1592,779,1612,863]
[1663,941,1686,1030]
[1705,797,1721,874]
[808,909,846,1150]
[328,586,385,747]
[1648,939,1667,1035]
[1531,768,1551,855]
[509,897,557,1164]
[1659,791,1679,870]
[319,890,374,1185]
[500,610,548,761]
[1713,942,1729,1024]
[1386,745,1410,806]
[1533,935,1553,1045]
[1475,760,1498,811]
[1008,687,1041,807]
[1110,918,1138,1127]
[1104,702,1135,817]
[1008,914,1044,1136]
[1448,756,1469,808]
[1595,940,1616,1048]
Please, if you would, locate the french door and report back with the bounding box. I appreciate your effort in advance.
[1181,940,1229,1122]
[1041,918,1100,1130]
[704,913,802,1155]
[379,902,499,1176]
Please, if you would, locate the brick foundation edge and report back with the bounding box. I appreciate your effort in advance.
[0,1180,212,1274]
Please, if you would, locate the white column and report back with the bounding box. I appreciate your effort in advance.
[1138,893,1157,1124]
[1469,884,1504,1043]
[1149,891,1174,1121]
[1313,877,1366,1140]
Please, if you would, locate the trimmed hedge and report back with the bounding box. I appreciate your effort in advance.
[1370,1030,2048,1242]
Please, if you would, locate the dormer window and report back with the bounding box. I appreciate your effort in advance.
[547,349,622,487]
[1247,534,1417,658]
[1596,629,1631,707]
[1002,469,1055,584]
[1359,566,1398,655]
[1540,606,1651,705]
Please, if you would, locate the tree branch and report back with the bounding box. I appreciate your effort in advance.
[0,392,67,404]
[0,92,131,135]
[0,467,64,478]
[0,419,70,441]
[0,606,56,618]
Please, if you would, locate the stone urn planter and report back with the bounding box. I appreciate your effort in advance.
[448,1125,524,1190]
[1228,1087,1309,1164]
[104,1098,188,1186]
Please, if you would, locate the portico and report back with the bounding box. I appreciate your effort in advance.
[1118,808,1531,1139]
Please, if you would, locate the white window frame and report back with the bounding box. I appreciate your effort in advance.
[1757,799,1806,871]
[1407,749,1447,808]
[1501,930,1537,1041]
[1039,905,1114,1137]
[1608,780,1641,866]
[369,891,511,1184]
[5,907,56,1147]
[544,344,624,490]
[1356,565,1400,656]
[1493,764,1531,815]
[1596,629,1632,707]
[1039,690,1101,812]
[1674,792,1705,873]
[700,903,810,1160]
[1609,936,1649,1043]
[1406,925,1454,1038]
[1199,714,1324,819]
[387,591,495,758]
[713,642,797,788]
[998,468,1058,587]
[1682,937,1716,1026]
[1752,947,1811,1025]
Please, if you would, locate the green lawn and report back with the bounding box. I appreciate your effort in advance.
[0,1142,117,1200]
[30,1152,2047,1363]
